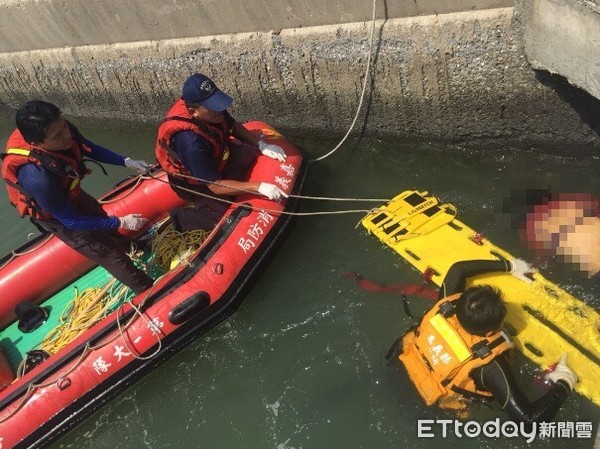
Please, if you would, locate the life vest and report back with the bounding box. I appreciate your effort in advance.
[398,293,513,410]
[1,126,88,219]
[155,98,231,185]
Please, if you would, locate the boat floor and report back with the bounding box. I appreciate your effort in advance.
[0,250,166,374]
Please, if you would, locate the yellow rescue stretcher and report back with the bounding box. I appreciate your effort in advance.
[361,190,600,405]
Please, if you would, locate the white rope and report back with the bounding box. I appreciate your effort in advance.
[116,299,164,361]
[0,234,53,271]
[163,172,389,203]
[314,0,379,162]
[290,193,388,202]
[146,172,388,217]
[98,176,145,204]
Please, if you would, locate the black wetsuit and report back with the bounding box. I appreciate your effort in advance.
[440,260,571,424]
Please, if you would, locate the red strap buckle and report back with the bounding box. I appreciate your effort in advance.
[423,268,435,282]
[470,232,485,245]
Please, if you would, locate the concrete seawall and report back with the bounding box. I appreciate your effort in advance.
[0,0,513,52]
[0,3,598,151]
[520,0,600,101]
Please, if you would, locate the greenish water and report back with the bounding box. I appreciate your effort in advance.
[0,113,598,449]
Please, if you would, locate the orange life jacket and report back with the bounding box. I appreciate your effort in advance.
[1,127,88,219]
[155,98,231,184]
[399,293,513,409]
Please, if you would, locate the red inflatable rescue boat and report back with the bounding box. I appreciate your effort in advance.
[0,122,306,448]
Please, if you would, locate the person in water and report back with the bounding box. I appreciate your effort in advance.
[155,73,288,231]
[397,258,577,423]
[504,189,599,284]
[2,100,154,294]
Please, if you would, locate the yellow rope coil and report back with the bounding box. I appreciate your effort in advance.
[150,222,208,271]
[34,223,206,357]
[38,280,127,355]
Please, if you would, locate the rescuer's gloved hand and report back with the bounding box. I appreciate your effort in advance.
[258,140,287,162]
[545,353,578,390]
[124,157,150,174]
[119,213,148,231]
[258,182,288,200]
[510,258,534,283]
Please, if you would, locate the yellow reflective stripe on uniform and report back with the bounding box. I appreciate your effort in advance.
[428,314,471,362]
[222,147,230,161]
[6,148,31,157]
[69,178,80,191]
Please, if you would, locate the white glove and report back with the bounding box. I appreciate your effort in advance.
[124,157,150,174]
[510,258,534,283]
[258,140,287,162]
[119,213,148,231]
[544,353,578,390]
[258,182,288,201]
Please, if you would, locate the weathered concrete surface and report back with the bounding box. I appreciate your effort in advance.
[518,0,600,101]
[0,0,513,53]
[0,8,598,150]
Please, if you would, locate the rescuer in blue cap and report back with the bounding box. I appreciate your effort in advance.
[155,73,287,231]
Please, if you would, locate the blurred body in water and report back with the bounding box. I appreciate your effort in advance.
[504,190,599,282]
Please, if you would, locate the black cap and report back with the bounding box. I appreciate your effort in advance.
[181,73,233,111]
[15,302,49,333]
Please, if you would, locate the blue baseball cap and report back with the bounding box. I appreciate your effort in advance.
[181,74,233,112]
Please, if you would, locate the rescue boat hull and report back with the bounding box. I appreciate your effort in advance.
[0,121,306,448]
